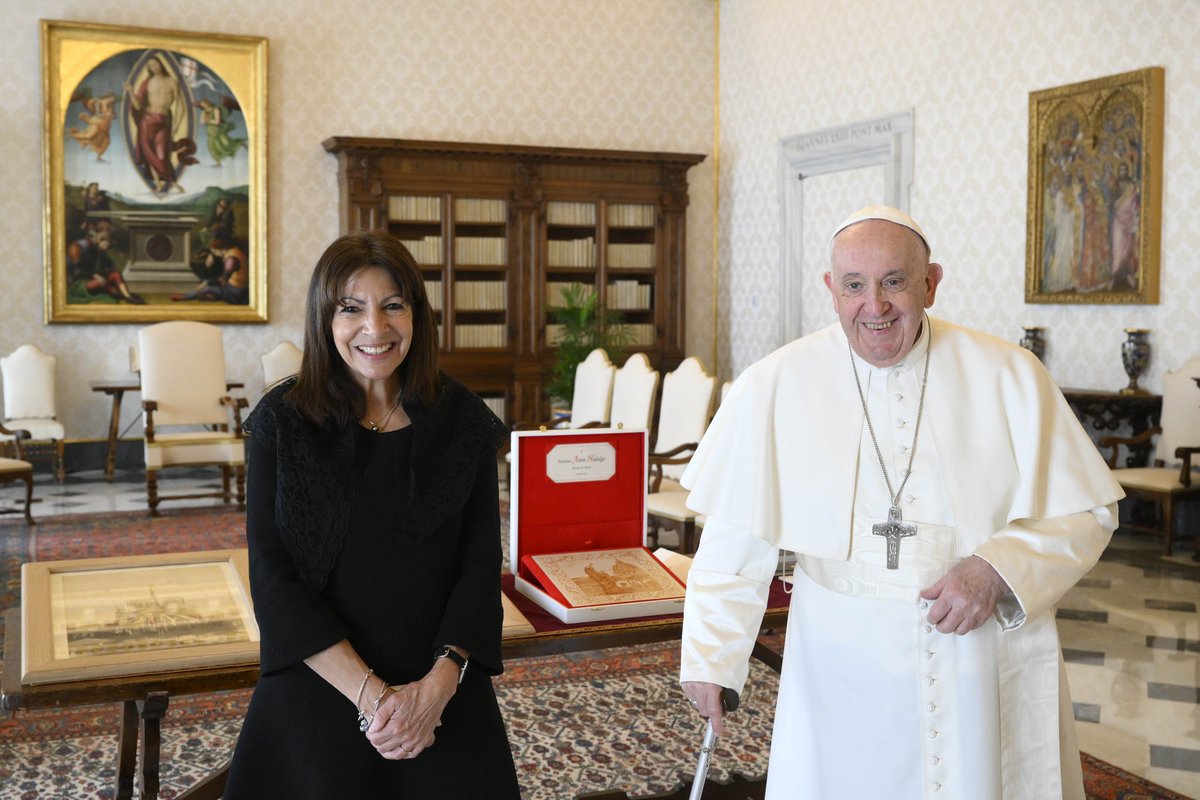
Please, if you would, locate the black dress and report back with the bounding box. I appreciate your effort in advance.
[224,385,519,799]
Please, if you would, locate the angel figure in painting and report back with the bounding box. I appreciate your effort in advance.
[196,97,249,166]
[66,90,117,161]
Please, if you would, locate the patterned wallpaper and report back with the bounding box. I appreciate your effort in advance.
[719,0,1200,396]
[1,0,715,439]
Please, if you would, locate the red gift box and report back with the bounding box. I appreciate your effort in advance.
[509,428,686,622]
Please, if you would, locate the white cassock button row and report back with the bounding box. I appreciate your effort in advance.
[927,703,937,712]
[924,624,933,633]
[926,650,935,659]
[906,495,915,503]
[933,782,943,791]
[899,445,909,454]
[895,419,906,428]
[920,601,929,610]
[930,756,941,766]
[928,729,939,738]
[926,676,937,686]
[894,393,904,401]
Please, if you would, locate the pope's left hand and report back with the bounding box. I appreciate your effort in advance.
[919,555,1010,635]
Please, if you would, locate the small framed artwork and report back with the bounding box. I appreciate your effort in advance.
[21,549,260,685]
[1025,67,1164,304]
[41,20,268,323]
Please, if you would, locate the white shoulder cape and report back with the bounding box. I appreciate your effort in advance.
[682,317,1123,558]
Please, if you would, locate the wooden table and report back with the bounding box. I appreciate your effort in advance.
[1061,387,1162,467]
[89,380,245,481]
[2,581,790,799]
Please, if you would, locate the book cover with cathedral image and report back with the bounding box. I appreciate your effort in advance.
[523,547,684,609]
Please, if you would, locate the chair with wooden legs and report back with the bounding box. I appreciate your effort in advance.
[138,321,247,515]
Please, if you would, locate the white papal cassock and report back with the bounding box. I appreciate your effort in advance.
[680,317,1124,800]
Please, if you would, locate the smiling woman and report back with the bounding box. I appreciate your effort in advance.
[223,231,518,798]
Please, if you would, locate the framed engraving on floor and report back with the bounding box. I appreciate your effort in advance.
[41,20,268,323]
[20,549,259,685]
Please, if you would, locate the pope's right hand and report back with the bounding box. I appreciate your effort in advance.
[681,681,726,736]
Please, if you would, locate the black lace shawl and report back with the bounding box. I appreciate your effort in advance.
[243,373,507,590]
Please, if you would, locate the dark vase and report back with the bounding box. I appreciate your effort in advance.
[1019,326,1045,362]
[1120,328,1151,395]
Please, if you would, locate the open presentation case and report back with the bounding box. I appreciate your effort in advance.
[509,428,686,623]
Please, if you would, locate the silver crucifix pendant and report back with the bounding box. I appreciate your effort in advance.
[872,505,916,569]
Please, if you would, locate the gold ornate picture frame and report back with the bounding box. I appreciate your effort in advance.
[41,20,268,323]
[21,549,259,685]
[1025,67,1164,305]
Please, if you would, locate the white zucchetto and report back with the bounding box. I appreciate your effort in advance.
[831,205,930,254]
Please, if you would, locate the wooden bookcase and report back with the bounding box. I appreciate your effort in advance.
[323,137,705,426]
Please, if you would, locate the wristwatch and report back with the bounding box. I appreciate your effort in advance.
[433,645,468,684]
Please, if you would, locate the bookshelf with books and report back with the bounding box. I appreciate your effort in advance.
[324,137,704,425]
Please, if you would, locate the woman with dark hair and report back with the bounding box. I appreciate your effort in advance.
[224,232,520,797]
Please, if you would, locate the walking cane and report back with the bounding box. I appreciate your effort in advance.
[688,687,740,800]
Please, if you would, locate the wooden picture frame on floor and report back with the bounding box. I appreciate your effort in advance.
[20,548,259,684]
[41,20,268,323]
[1025,67,1164,305]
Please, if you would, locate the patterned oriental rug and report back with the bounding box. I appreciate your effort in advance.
[0,509,1191,800]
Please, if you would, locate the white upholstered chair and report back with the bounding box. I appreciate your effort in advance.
[1100,355,1200,555]
[138,321,247,515]
[645,358,716,553]
[558,348,617,429]
[610,353,660,431]
[261,341,303,387]
[0,344,66,481]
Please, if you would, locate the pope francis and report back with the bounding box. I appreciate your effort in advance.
[679,206,1124,800]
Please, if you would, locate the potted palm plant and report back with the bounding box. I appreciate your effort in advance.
[545,282,632,409]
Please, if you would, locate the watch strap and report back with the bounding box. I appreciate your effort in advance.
[434,645,468,683]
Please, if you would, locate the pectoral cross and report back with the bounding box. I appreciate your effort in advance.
[872,506,916,570]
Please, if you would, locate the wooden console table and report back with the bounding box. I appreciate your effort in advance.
[1061,388,1162,467]
[2,580,789,799]
[89,380,244,481]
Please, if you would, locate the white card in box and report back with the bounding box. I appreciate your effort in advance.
[509,427,686,623]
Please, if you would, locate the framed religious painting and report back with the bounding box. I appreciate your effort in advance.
[1025,67,1164,305]
[41,20,268,323]
[21,549,260,685]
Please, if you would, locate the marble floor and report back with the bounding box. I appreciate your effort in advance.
[2,468,1199,797]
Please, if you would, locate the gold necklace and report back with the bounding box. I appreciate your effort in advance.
[364,395,402,432]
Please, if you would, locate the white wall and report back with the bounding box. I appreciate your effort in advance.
[0,0,715,441]
[718,0,1200,393]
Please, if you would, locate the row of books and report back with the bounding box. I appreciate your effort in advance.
[454,237,507,266]
[424,280,443,310]
[389,197,651,228]
[547,201,596,226]
[547,238,596,268]
[389,195,441,222]
[543,322,655,347]
[608,204,655,228]
[606,279,652,310]
[400,235,443,265]
[454,324,507,348]
[454,197,507,224]
[545,281,594,308]
[454,280,507,310]
[616,323,657,346]
[607,243,656,268]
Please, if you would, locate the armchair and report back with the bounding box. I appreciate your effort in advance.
[1100,355,1200,556]
[0,344,66,481]
[645,357,716,553]
[261,341,303,388]
[138,321,247,515]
